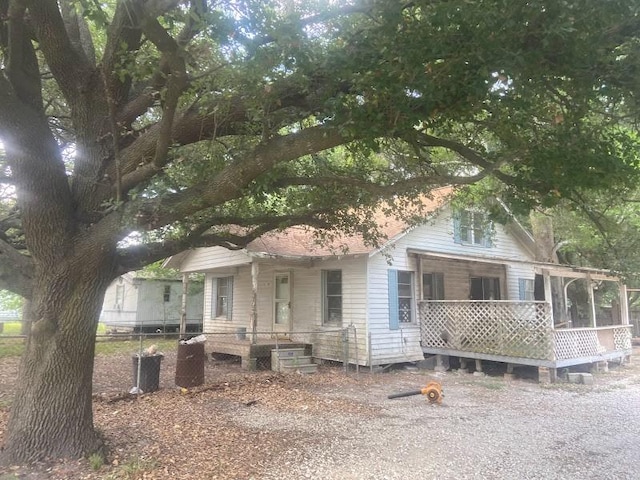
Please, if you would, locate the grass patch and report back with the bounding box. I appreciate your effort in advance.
[105,456,159,480]
[88,452,105,471]
[1,322,22,335]
[95,338,176,356]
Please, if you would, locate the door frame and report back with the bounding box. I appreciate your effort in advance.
[272,271,292,334]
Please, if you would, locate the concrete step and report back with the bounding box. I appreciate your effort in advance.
[278,356,314,367]
[281,363,318,374]
[273,347,307,359]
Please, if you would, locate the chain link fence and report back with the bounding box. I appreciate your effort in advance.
[0,327,360,406]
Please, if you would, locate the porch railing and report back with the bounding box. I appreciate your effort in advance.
[419,300,553,360]
[419,301,632,363]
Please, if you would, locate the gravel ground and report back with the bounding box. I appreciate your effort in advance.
[1,347,640,479]
[256,362,640,480]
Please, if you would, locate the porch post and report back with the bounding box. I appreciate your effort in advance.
[542,269,554,326]
[179,273,188,337]
[620,283,630,326]
[250,261,259,344]
[587,274,597,328]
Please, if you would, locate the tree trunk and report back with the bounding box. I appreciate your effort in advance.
[530,211,568,326]
[1,252,114,464]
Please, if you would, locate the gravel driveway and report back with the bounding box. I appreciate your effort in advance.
[252,361,640,480]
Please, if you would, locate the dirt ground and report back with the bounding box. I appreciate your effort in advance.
[1,348,640,479]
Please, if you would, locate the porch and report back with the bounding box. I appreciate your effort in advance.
[206,333,311,369]
[419,301,633,369]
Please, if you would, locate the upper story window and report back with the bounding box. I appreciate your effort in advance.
[454,210,493,247]
[322,270,342,325]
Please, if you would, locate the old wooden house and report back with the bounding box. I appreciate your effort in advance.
[166,188,632,379]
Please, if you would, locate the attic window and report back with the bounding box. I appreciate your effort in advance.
[454,210,492,247]
[163,285,171,302]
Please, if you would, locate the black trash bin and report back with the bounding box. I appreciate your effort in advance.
[132,354,163,393]
[175,342,205,388]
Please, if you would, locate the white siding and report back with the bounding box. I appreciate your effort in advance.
[203,258,369,364]
[366,206,538,365]
[180,247,251,273]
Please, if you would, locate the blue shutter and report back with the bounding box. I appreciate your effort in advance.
[388,269,399,330]
[453,212,462,244]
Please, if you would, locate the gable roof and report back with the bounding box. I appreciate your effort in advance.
[244,186,454,257]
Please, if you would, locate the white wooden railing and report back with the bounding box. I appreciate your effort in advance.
[419,301,632,362]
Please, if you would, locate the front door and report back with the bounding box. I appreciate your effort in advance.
[273,272,291,333]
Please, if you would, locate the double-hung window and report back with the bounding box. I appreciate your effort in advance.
[322,270,342,325]
[423,272,445,300]
[454,210,492,247]
[213,276,233,319]
[388,269,415,329]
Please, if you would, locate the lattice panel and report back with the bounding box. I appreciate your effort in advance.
[613,327,632,351]
[553,329,601,360]
[419,301,553,360]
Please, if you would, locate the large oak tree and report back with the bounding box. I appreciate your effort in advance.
[1,0,639,463]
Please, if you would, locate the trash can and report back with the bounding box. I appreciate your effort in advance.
[132,354,163,393]
[175,342,205,388]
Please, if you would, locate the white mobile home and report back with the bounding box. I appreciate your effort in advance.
[100,273,204,333]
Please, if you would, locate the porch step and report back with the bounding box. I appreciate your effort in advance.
[271,348,315,373]
[280,362,318,374]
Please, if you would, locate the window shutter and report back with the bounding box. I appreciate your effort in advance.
[388,269,399,330]
[453,213,462,244]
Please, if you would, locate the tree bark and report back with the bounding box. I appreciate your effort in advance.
[1,247,115,464]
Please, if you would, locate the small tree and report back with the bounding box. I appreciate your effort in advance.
[1,0,639,463]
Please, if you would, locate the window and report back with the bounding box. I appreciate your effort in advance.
[397,271,414,323]
[470,277,501,300]
[214,277,233,319]
[163,285,171,302]
[423,273,445,300]
[454,210,492,247]
[388,270,414,330]
[518,278,535,301]
[322,270,342,324]
[115,284,124,309]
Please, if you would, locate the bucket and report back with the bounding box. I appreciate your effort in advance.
[175,343,205,388]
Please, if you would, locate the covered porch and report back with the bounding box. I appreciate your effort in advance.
[418,261,633,380]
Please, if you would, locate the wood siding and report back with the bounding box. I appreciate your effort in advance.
[180,247,252,273]
[366,206,537,365]
[203,258,369,364]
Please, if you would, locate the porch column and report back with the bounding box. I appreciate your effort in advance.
[250,261,259,344]
[620,283,630,326]
[542,269,553,326]
[587,274,597,328]
[179,273,189,336]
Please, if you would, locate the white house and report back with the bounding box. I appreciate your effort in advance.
[100,273,204,333]
[165,188,632,378]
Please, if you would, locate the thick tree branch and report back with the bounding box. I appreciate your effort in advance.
[25,0,93,102]
[0,238,33,298]
[122,126,347,231]
[6,1,42,112]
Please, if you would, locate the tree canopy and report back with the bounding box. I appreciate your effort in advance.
[1,0,640,463]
